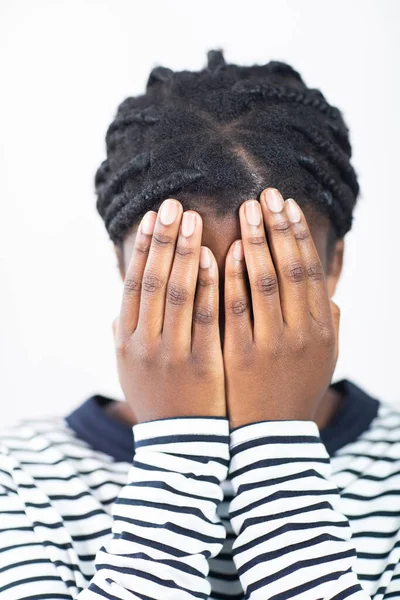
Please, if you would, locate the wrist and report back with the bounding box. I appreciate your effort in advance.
[229,413,316,431]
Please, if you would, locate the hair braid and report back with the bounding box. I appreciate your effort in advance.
[95,49,359,252]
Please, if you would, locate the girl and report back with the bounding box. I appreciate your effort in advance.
[1,50,399,600]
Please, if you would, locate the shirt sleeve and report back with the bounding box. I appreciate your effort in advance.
[227,419,371,600]
[0,416,229,600]
[79,415,230,599]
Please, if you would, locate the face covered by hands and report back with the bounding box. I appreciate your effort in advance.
[113,188,339,428]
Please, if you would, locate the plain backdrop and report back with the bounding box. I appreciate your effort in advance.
[0,0,399,424]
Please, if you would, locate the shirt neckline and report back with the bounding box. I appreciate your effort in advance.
[65,378,380,463]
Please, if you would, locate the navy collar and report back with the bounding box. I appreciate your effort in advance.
[65,378,380,463]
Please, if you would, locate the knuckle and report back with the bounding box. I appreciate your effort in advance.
[134,240,150,256]
[167,282,189,306]
[256,326,283,354]
[283,261,306,284]
[115,335,129,357]
[189,353,214,379]
[136,340,155,365]
[152,232,174,248]
[268,337,285,360]
[270,219,292,235]
[294,227,311,242]
[248,235,267,247]
[175,244,195,259]
[319,324,336,346]
[229,297,249,316]
[293,331,309,354]
[142,272,165,294]
[229,340,255,370]
[163,351,186,373]
[124,276,142,296]
[229,267,246,281]
[255,273,279,296]
[197,274,216,288]
[193,305,214,325]
[307,262,325,282]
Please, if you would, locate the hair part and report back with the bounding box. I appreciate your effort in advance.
[95,49,360,265]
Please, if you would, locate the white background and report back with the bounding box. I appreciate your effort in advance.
[0,0,399,424]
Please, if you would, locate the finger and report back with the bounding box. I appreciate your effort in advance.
[238,200,283,338]
[224,239,253,349]
[137,198,183,339]
[162,211,203,352]
[283,196,332,325]
[119,210,157,337]
[191,246,220,354]
[260,188,309,327]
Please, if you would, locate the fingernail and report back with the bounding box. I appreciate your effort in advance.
[141,211,156,235]
[159,199,178,225]
[182,212,197,237]
[245,200,261,226]
[285,198,301,223]
[200,246,212,269]
[265,188,284,212]
[233,240,244,261]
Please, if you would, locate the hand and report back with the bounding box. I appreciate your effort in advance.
[223,188,340,429]
[113,199,225,424]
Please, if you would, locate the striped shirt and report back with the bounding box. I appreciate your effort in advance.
[1,378,400,599]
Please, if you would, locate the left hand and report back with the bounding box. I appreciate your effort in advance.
[223,187,340,429]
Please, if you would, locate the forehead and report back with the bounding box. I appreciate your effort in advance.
[121,201,330,276]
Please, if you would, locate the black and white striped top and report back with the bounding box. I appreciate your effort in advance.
[1,378,400,599]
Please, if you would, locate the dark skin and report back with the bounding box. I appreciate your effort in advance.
[109,188,344,430]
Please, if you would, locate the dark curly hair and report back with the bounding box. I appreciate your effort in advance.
[95,49,359,263]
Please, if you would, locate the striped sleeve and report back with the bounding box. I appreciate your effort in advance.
[228,420,371,600]
[78,416,230,600]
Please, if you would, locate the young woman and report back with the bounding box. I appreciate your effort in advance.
[1,50,399,600]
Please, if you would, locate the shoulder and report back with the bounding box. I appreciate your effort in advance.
[332,400,400,471]
[0,414,85,456]
[0,414,115,493]
[362,400,400,443]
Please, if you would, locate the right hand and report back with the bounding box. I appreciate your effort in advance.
[112,198,225,424]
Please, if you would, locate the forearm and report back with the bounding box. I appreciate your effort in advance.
[228,420,369,600]
[79,416,230,599]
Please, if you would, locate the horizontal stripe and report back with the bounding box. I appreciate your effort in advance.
[1,404,400,599]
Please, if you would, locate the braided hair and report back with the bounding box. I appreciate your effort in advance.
[95,49,359,263]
